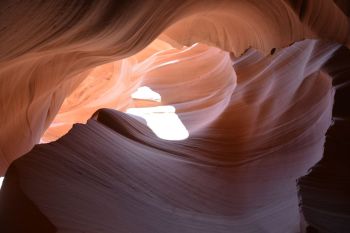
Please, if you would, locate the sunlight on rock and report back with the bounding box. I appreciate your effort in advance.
[39,139,47,144]
[131,86,161,102]
[126,106,189,140]
[128,86,188,140]
[0,177,3,189]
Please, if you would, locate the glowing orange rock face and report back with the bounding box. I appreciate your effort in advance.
[42,41,235,142]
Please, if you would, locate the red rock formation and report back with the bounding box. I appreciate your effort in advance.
[0,0,349,232]
[297,46,350,233]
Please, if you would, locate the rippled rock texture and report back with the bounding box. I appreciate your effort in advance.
[0,1,349,232]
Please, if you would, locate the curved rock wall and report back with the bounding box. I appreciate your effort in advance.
[0,0,349,173]
[0,0,349,232]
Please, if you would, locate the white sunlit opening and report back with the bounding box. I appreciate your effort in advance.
[0,177,4,189]
[131,86,161,102]
[127,86,189,141]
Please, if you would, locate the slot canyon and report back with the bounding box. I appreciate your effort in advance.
[0,1,349,232]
